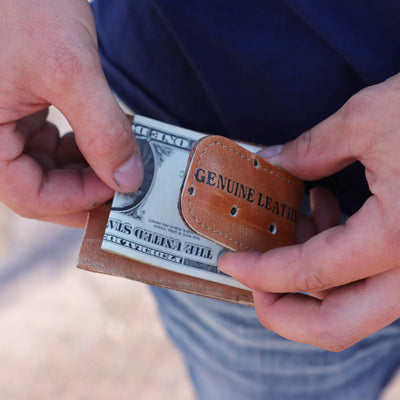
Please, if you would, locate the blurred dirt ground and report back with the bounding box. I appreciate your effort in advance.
[0,107,399,400]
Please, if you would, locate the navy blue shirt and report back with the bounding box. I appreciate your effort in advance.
[91,0,400,215]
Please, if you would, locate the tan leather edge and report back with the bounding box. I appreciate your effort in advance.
[77,203,254,307]
[177,135,204,226]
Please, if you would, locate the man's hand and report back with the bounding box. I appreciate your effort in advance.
[219,73,400,351]
[0,0,143,227]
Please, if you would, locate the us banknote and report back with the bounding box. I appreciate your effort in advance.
[102,115,260,289]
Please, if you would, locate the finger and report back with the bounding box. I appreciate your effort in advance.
[25,121,59,154]
[0,122,25,160]
[13,110,60,170]
[54,132,87,166]
[25,124,87,170]
[38,210,89,228]
[252,268,400,351]
[294,214,316,244]
[294,187,341,244]
[0,121,111,220]
[16,109,49,138]
[25,122,60,170]
[219,196,393,293]
[49,54,143,193]
[309,187,342,232]
[297,188,341,298]
[258,104,357,181]
[0,153,113,219]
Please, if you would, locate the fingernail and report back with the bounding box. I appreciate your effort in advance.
[257,144,283,158]
[113,152,144,192]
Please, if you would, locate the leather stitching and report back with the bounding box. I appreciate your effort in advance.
[187,140,300,250]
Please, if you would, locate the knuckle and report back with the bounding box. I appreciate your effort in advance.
[343,89,375,126]
[6,187,70,220]
[292,129,313,159]
[293,267,329,292]
[12,201,42,219]
[341,88,380,155]
[314,327,353,352]
[316,333,348,352]
[84,118,132,160]
[86,131,120,160]
[311,317,353,352]
[87,130,116,157]
[257,315,273,332]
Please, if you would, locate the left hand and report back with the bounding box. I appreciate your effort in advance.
[219,73,400,351]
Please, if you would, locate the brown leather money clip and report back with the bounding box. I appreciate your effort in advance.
[78,134,304,306]
[178,136,304,252]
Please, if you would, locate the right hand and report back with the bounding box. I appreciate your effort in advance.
[0,0,143,227]
[219,73,400,351]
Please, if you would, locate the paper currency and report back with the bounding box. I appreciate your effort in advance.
[102,115,260,289]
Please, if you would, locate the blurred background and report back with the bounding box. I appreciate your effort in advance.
[0,107,399,400]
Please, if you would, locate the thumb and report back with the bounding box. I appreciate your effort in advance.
[53,60,143,193]
[259,110,356,181]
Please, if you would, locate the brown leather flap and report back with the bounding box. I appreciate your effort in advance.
[178,136,304,252]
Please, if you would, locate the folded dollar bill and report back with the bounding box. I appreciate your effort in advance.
[102,115,260,289]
